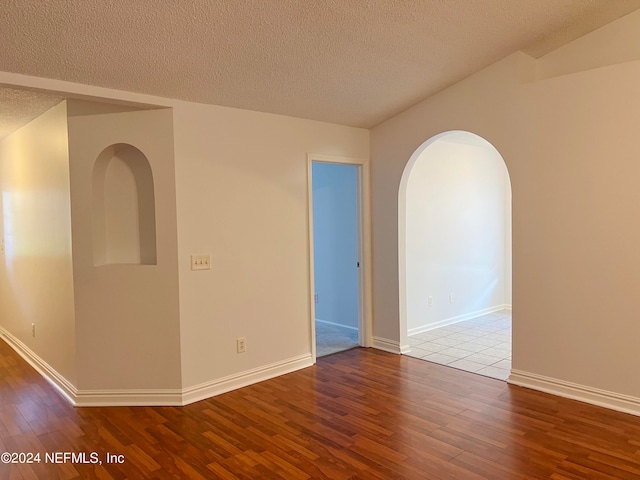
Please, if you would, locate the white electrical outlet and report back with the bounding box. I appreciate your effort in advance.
[191,254,211,271]
[237,337,246,353]
[449,293,454,304]
[428,296,433,307]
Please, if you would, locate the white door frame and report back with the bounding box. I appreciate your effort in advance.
[307,153,373,362]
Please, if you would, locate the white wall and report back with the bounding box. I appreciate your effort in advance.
[404,136,510,334]
[0,71,369,403]
[0,101,77,384]
[312,162,359,329]
[504,172,512,305]
[172,102,369,389]
[371,10,640,403]
[67,105,182,392]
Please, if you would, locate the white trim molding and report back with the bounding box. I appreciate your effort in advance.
[181,354,314,406]
[0,331,313,407]
[75,390,183,407]
[307,153,374,364]
[408,304,511,336]
[372,336,410,354]
[509,369,640,418]
[0,327,77,404]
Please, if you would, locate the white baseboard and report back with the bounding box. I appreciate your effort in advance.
[5,327,640,418]
[315,318,358,332]
[0,329,313,407]
[76,353,313,406]
[372,336,410,354]
[509,369,640,418]
[75,389,183,407]
[408,304,512,336]
[0,327,78,405]
[181,353,314,406]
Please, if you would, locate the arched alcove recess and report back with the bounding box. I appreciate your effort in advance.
[398,130,511,347]
[92,143,157,265]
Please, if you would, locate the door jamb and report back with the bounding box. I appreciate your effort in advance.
[307,153,373,362]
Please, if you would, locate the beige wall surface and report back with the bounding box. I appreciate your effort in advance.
[68,107,182,390]
[537,8,640,80]
[172,101,369,388]
[371,12,640,397]
[0,101,77,384]
[371,53,528,345]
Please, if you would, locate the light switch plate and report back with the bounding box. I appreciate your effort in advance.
[191,254,211,270]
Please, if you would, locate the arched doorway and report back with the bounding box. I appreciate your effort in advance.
[399,130,512,380]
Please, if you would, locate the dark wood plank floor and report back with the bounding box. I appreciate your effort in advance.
[2,340,640,479]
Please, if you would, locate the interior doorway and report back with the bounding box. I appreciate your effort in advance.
[398,131,512,380]
[309,157,368,358]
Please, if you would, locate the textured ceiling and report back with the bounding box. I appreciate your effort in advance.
[0,87,62,140]
[1,0,640,128]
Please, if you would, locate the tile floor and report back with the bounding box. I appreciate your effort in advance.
[405,310,511,380]
[316,320,359,357]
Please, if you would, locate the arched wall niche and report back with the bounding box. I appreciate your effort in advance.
[92,143,157,266]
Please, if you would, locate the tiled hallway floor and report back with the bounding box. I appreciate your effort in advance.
[405,310,511,380]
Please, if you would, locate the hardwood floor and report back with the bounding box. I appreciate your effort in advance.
[2,340,640,479]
